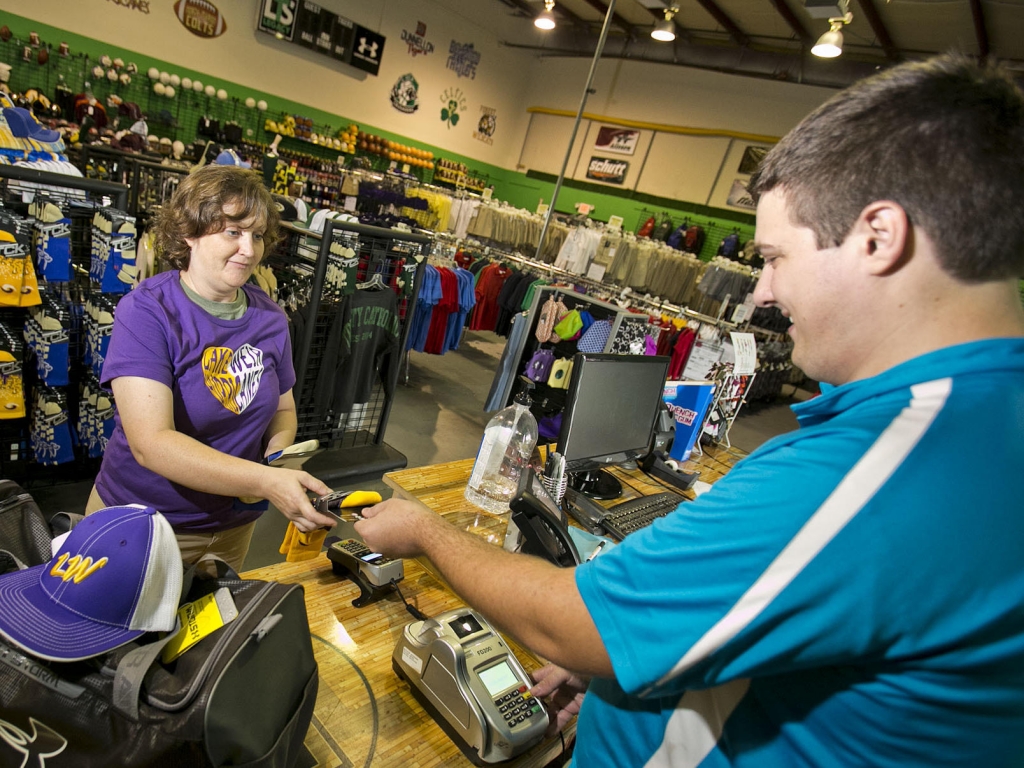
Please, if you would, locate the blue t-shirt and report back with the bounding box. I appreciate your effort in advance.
[574,338,1024,767]
[96,271,294,533]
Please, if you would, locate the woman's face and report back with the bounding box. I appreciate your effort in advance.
[183,205,266,302]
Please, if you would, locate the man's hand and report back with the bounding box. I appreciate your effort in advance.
[530,664,589,737]
[354,498,445,557]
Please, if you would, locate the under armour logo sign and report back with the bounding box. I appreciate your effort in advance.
[358,37,378,58]
[0,716,68,767]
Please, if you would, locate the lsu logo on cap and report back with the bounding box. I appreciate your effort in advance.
[49,553,108,584]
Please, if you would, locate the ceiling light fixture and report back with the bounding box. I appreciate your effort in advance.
[651,6,678,42]
[535,0,557,30]
[811,11,852,58]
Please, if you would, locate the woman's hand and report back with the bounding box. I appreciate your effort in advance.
[259,467,334,532]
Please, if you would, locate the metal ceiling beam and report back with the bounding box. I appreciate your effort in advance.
[768,0,811,45]
[968,0,990,61]
[694,0,750,48]
[854,0,900,62]
[580,0,636,35]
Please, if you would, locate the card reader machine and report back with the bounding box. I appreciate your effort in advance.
[393,608,549,764]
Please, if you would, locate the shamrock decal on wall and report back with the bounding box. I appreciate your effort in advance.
[440,87,467,129]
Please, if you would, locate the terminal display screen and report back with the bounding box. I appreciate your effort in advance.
[478,661,518,695]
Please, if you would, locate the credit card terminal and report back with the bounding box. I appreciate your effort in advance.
[327,538,404,587]
[393,608,549,765]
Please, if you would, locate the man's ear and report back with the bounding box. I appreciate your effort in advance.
[852,201,910,276]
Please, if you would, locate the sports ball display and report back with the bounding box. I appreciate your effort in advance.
[173,0,228,39]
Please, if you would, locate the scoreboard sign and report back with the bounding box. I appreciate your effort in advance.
[257,0,384,74]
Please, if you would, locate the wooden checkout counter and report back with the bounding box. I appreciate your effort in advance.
[243,445,743,767]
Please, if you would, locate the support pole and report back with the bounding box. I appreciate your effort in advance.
[534,0,617,263]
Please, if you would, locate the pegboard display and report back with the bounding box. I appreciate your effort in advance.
[634,209,755,263]
[0,36,267,148]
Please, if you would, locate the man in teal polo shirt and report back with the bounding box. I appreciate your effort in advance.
[357,54,1024,767]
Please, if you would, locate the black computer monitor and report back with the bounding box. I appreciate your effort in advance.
[556,353,670,499]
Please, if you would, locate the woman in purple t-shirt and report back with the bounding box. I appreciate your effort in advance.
[88,165,334,570]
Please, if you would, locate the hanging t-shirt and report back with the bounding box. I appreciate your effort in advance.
[313,287,401,414]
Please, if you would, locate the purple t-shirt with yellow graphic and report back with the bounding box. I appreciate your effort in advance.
[96,271,295,532]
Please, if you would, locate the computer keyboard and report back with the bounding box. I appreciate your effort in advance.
[600,491,686,541]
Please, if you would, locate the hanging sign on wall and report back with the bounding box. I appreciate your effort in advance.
[737,145,770,174]
[726,178,756,210]
[473,106,497,145]
[258,0,296,40]
[174,0,227,37]
[108,0,151,14]
[586,156,629,185]
[446,40,481,79]
[256,0,385,75]
[390,73,420,114]
[440,87,467,129]
[594,126,639,155]
[402,21,435,57]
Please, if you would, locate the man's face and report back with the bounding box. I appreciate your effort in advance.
[753,189,854,385]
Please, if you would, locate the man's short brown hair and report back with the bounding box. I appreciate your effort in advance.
[154,165,281,270]
[750,54,1024,282]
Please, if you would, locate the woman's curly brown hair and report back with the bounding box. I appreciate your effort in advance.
[154,165,282,270]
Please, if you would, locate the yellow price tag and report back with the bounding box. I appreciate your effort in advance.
[161,587,238,664]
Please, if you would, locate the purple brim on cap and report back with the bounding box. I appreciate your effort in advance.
[0,565,147,662]
[0,505,182,662]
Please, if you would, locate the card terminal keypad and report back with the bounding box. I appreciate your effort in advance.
[495,685,544,728]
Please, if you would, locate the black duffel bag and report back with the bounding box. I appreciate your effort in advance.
[0,493,318,768]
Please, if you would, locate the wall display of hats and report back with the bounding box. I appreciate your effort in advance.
[433,157,488,193]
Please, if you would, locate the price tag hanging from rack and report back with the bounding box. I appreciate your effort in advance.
[729,332,758,376]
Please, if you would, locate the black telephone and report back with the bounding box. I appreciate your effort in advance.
[509,469,581,567]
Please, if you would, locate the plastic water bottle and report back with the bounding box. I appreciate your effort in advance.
[465,385,538,515]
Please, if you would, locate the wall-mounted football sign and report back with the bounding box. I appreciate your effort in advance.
[175,0,228,38]
[256,0,385,75]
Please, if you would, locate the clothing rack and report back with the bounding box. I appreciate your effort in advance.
[278,219,428,481]
[458,239,737,331]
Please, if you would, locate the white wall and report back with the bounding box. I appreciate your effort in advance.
[523,55,835,138]
[515,56,835,210]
